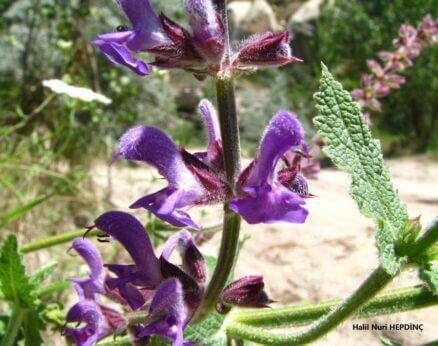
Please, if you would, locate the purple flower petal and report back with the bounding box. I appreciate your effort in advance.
[92,39,149,76]
[63,300,108,346]
[246,111,306,186]
[95,211,162,287]
[162,230,206,283]
[117,0,169,50]
[138,278,189,346]
[198,99,220,147]
[230,183,308,224]
[70,238,105,300]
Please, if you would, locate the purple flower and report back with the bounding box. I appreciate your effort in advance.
[233,31,302,68]
[93,0,225,75]
[112,101,310,227]
[94,211,162,309]
[111,100,229,230]
[62,300,109,346]
[70,238,105,300]
[230,111,309,224]
[138,278,189,345]
[92,0,170,75]
[64,211,274,345]
[111,126,213,230]
[162,229,207,284]
[64,239,126,346]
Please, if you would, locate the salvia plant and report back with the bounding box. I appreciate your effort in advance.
[0,1,437,345]
[351,14,438,125]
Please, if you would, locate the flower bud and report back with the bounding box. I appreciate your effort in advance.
[234,31,302,68]
[184,0,225,63]
[217,275,272,313]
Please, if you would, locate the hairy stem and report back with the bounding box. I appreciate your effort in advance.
[126,285,437,327]
[232,285,437,328]
[18,224,223,254]
[1,308,25,346]
[226,219,438,344]
[19,229,100,254]
[226,267,391,345]
[195,0,242,321]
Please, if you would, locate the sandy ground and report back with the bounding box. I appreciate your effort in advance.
[91,156,438,345]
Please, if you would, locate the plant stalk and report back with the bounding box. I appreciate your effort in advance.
[225,218,438,344]
[1,308,25,346]
[19,229,100,254]
[126,285,437,327]
[195,0,242,322]
[232,285,437,328]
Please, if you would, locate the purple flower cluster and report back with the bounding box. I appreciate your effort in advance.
[351,14,437,124]
[92,0,300,76]
[63,100,313,345]
[112,99,311,229]
[63,212,271,345]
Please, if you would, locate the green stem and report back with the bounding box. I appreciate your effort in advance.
[19,229,100,254]
[232,285,437,328]
[1,308,25,346]
[227,266,391,345]
[225,219,438,344]
[194,0,242,322]
[125,285,437,329]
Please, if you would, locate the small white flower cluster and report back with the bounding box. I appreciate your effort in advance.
[42,79,112,105]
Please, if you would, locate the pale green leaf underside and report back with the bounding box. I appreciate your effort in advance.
[313,65,409,274]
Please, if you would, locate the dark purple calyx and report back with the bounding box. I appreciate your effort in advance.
[217,275,272,313]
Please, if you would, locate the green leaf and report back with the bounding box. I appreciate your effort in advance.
[0,235,38,307]
[35,280,71,299]
[0,235,44,345]
[30,261,58,285]
[184,312,227,346]
[313,64,409,274]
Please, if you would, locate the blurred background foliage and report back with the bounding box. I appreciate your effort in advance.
[0,0,437,243]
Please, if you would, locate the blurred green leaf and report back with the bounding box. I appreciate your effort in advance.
[0,235,43,345]
[0,193,55,227]
[314,65,409,274]
[30,261,58,286]
[0,235,38,307]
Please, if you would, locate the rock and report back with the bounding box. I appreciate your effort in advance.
[288,0,325,37]
[174,87,203,119]
[228,0,281,41]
